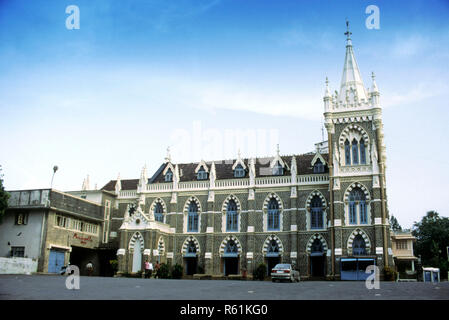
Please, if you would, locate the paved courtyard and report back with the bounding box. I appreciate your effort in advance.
[0,274,448,300]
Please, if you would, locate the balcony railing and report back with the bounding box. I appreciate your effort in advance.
[117,173,329,198]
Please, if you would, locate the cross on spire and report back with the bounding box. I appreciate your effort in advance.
[344,19,352,42]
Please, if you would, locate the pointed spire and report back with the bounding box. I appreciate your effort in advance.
[371,72,379,93]
[210,161,216,187]
[338,21,368,105]
[82,175,90,191]
[138,165,148,191]
[115,173,122,195]
[249,157,256,186]
[291,156,297,176]
[324,77,331,98]
[324,77,332,112]
[173,164,180,190]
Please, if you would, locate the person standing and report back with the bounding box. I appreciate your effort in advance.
[154,262,161,279]
[144,260,150,279]
[86,261,93,276]
[148,261,154,278]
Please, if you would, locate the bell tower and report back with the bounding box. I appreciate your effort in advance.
[324,22,392,277]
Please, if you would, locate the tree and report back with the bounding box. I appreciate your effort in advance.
[0,165,10,224]
[389,215,402,231]
[412,211,449,279]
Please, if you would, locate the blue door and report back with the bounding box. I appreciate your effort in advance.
[48,250,65,273]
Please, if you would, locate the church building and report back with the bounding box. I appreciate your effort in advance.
[101,27,393,280]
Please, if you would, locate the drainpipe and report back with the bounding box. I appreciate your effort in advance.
[328,131,335,276]
[375,121,388,268]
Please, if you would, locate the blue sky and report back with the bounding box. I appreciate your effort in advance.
[1,0,448,228]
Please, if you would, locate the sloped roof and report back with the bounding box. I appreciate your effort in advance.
[101,153,329,191]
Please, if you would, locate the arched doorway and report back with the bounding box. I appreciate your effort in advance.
[130,233,144,273]
[310,239,325,277]
[184,240,198,275]
[265,239,281,275]
[223,239,239,276]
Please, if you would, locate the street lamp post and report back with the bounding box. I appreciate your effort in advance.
[50,165,58,189]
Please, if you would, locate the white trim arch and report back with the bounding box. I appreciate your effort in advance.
[181,236,201,256]
[338,124,371,166]
[262,234,284,257]
[343,182,372,226]
[183,196,202,213]
[305,233,328,254]
[344,182,371,201]
[150,197,167,223]
[339,124,370,146]
[221,194,242,233]
[219,235,242,257]
[128,232,144,253]
[305,190,328,231]
[306,190,328,210]
[347,228,372,256]
[183,196,202,233]
[262,193,284,232]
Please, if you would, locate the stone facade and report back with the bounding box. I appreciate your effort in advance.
[109,29,394,279]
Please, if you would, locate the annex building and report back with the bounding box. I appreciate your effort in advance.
[101,28,394,280]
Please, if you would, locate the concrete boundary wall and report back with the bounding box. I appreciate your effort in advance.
[0,257,38,274]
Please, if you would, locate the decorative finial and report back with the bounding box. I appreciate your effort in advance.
[344,19,352,42]
[165,146,171,163]
[276,144,280,155]
[371,71,379,93]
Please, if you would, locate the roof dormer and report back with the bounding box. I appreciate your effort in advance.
[163,162,175,182]
[270,144,287,176]
[232,150,247,178]
[195,160,209,180]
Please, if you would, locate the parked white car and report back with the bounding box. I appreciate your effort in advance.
[271,263,300,282]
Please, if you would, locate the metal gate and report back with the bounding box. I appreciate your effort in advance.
[340,258,376,280]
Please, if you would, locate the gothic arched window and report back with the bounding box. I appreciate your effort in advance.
[197,166,208,180]
[226,199,238,232]
[187,201,199,232]
[313,158,325,173]
[360,140,366,164]
[154,202,164,223]
[311,196,324,229]
[345,139,351,165]
[349,188,367,225]
[165,168,173,182]
[352,139,359,165]
[272,161,284,176]
[352,235,367,255]
[234,164,245,178]
[267,198,280,231]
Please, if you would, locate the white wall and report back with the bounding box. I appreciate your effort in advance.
[0,210,44,259]
[0,257,38,274]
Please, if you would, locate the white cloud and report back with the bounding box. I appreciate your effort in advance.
[383,81,449,108]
